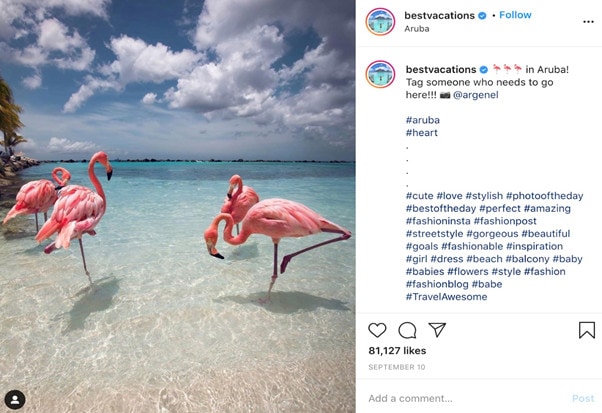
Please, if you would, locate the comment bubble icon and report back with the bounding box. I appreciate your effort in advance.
[398,322,417,339]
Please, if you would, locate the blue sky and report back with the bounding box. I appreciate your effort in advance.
[0,0,355,161]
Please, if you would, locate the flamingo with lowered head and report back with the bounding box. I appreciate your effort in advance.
[205,198,351,303]
[35,151,113,284]
[220,174,259,234]
[3,167,72,231]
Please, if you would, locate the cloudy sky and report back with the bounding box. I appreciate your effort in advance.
[0,0,355,161]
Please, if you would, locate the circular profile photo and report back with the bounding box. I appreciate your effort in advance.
[366,60,395,88]
[366,8,395,35]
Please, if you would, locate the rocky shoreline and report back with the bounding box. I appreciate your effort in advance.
[0,156,41,237]
[0,155,40,199]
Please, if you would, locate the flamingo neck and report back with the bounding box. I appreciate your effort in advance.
[232,177,243,198]
[228,175,242,199]
[214,213,250,245]
[88,155,106,202]
[52,167,69,186]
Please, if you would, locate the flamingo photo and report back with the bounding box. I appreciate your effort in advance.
[204,198,352,303]
[220,174,259,234]
[0,2,356,409]
[35,151,113,284]
[2,167,71,231]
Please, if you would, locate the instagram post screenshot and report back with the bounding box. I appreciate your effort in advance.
[1,1,355,411]
[357,0,601,412]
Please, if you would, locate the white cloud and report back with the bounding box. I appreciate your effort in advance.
[0,1,23,40]
[43,0,110,18]
[11,45,47,66]
[54,46,95,70]
[63,76,121,113]
[22,72,42,89]
[36,18,95,70]
[193,0,288,49]
[0,2,101,74]
[142,93,157,105]
[62,84,95,113]
[164,24,283,113]
[38,18,83,52]
[62,36,202,112]
[47,136,100,153]
[0,0,110,27]
[164,0,354,151]
[6,0,355,159]
[106,35,202,85]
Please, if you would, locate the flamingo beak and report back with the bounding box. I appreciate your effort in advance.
[226,183,235,199]
[55,185,65,190]
[212,252,225,259]
[206,241,224,259]
[107,169,113,181]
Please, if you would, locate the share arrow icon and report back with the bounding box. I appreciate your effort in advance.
[429,323,446,338]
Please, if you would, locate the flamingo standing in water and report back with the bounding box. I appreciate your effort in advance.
[220,174,259,234]
[204,198,352,303]
[2,167,72,231]
[35,151,113,284]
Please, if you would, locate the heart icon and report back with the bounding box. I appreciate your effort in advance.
[368,322,387,338]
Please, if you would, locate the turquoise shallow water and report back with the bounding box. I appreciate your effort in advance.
[0,161,355,411]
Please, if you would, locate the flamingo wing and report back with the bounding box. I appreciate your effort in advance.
[245,199,324,238]
[36,185,105,248]
[3,179,56,223]
[221,186,259,224]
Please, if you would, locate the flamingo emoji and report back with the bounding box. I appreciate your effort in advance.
[204,198,352,303]
[503,64,512,73]
[3,167,71,231]
[220,174,259,235]
[493,64,501,74]
[514,64,522,73]
[35,151,113,284]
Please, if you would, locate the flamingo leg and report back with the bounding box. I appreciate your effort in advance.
[280,229,351,274]
[78,238,93,284]
[236,223,240,235]
[260,243,279,304]
[34,214,39,232]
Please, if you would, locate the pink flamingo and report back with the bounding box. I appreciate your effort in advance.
[35,151,113,284]
[493,64,501,73]
[204,198,352,303]
[3,167,72,231]
[514,64,522,73]
[220,174,259,234]
[503,64,511,73]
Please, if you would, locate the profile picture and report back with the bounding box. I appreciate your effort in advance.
[366,60,395,88]
[366,8,395,35]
